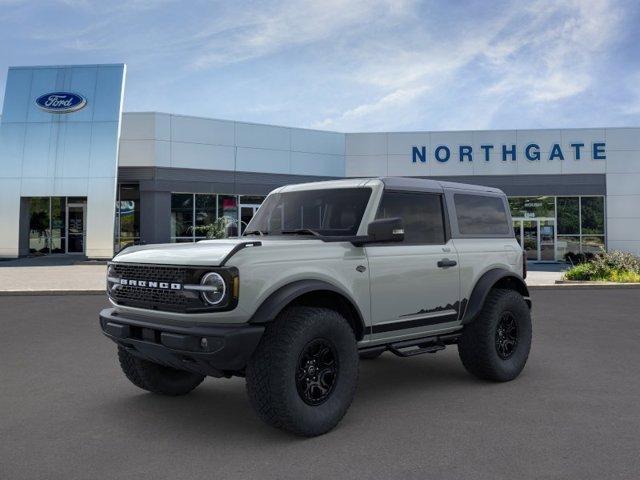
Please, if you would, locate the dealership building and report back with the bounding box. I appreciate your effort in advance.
[1,63,639,261]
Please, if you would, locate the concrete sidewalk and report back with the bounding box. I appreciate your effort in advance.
[525,262,568,286]
[0,257,106,294]
[0,257,567,294]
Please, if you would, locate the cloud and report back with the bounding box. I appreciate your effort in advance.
[314,85,428,130]
[189,0,415,69]
[483,0,621,102]
[313,0,626,130]
[0,0,633,131]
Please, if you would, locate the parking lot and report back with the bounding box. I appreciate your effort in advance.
[1,289,639,480]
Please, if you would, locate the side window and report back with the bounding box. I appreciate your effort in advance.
[454,194,510,235]
[375,192,446,244]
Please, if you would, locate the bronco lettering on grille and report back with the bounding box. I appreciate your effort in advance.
[118,278,182,290]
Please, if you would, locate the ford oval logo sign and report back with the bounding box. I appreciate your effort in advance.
[35,92,87,114]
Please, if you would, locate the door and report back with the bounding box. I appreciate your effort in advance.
[514,218,556,261]
[366,191,460,342]
[66,204,85,254]
[539,219,556,261]
[240,204,261,235]
[522,220,538,261]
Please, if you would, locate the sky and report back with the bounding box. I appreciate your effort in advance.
[0,0,639,132]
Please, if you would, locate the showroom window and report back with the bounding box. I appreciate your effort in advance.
[509,195,606,260]
[557,197,579,234]
[27,196,87,255]
[557,196,605,256]
[170,193,265,242]
[171,193,195,242]
[509,196,555,219]
[114,184,140,252]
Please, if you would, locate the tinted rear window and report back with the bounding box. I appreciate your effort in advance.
[454,194,510,235]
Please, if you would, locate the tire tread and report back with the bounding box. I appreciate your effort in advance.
[458,288,531,382]
[246,306,358,436]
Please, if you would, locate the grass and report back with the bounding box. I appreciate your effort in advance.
[564,265,640,283]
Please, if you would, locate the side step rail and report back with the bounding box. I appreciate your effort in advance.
[359,332,461,359]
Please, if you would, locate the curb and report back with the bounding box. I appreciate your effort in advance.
[0,290,105,296]
[529,283,640,290]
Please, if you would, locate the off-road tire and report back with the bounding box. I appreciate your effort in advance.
[359,350,384,360]
[117,346,205,396]
[245,306,359,437]
[458,288,532,382]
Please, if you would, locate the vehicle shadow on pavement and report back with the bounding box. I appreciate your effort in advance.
[355,351,489,401]
[95,349,488,442]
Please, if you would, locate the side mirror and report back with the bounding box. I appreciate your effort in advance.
[366,217,404,243]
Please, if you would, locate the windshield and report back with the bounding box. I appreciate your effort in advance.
[244,188,372,237]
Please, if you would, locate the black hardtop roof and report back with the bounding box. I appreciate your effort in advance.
[379,177,504,195]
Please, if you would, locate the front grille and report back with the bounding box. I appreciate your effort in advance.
[111,263,190,284]
[108,263,206,313]
[113,284,191,309]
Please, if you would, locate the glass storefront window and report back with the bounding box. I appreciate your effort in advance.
[240,195,265,206]
[169,193,263,242]
[29,197,50,254]
[582,236,605,254]
[218,195,239,237]
[581,197,605,234]
[511,195,605,261]
[195,194,216,239]
[508,196,554,219]
[114,184,140,252]
[239,195,265,235]
[50,197,66,254]
[171,193,194,239]
[557,197,579,235]
[557,236,580,260]
[27,196,86,255]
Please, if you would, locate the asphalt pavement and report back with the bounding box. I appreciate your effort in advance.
[1,290,639,480]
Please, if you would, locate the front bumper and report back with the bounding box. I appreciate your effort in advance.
[99,308,264,377]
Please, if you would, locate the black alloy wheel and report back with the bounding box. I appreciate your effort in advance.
[296,338,338,406]
[495,312,519,359]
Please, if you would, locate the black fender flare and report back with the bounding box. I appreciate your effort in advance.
[248,280,367,339]
[461,268,531,324]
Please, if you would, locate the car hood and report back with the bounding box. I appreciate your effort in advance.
[112,238,323,266]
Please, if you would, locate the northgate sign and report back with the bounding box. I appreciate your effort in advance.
[411,142,606,163]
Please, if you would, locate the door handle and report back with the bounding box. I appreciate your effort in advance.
[437,258,457,268]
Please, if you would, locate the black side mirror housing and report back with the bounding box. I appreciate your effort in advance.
[365,217,404,243]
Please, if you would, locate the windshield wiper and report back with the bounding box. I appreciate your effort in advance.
[280,228,322,238]
[244,229,268,236]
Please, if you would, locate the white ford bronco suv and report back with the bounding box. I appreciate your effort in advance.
[100,177,532,436]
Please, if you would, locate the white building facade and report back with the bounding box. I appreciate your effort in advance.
[1,64,639,260]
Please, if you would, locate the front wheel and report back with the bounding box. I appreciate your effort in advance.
[245,306,359,437]
[458,289,532,382]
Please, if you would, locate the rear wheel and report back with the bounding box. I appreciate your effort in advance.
[246,306,359,437]
[458,289,532,382]
[117,346,205,396]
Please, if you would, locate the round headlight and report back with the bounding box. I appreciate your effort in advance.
[200,272,226,305]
